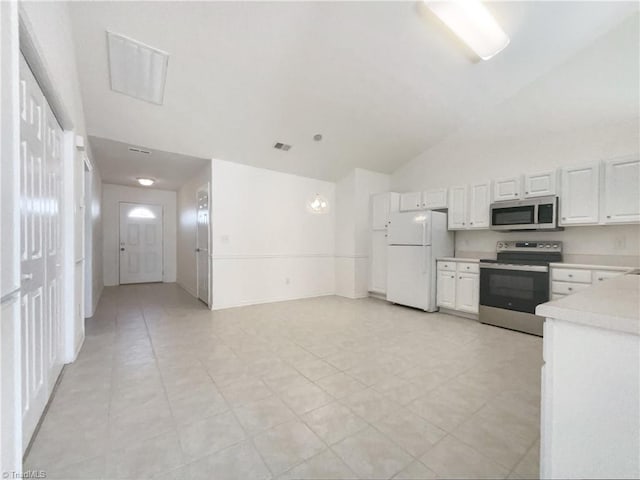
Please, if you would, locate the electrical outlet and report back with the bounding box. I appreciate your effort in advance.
[614,236,626,250]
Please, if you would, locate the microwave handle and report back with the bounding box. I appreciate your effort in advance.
[534,203,539,224]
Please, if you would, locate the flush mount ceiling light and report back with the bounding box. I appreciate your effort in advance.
[137,177,155,187]
[307,194,329,214]
[424,0,510,60]
[107,31,169,104]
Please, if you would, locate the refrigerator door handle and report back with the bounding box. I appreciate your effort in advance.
[422,245,428,274]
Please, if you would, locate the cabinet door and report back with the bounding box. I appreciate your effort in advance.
[493,176,522,201]
[371,193,391,230]
[437,270,456,309]
[422,189,447,209]
[468,182,490,229]
[603,157,640,224]
[448,186,467,230]
[369,231,388,293]
[560,163,600,225]
[399,192,423,211]
[455,272,479,313]
[524,170,557,198]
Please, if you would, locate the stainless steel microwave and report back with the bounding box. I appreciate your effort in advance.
[490,196,561,231]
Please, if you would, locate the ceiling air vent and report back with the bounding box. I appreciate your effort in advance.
[274,142,292,151]
[107,31,169,105]
[128,146,151,155]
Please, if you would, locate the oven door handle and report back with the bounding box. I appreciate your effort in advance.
[479,264,549,273]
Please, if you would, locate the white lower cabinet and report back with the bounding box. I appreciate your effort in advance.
[550,264,633,299]
[369,231,388,294]
[437,260,479,316]
[455,272,479,313]
[436,270,456,309]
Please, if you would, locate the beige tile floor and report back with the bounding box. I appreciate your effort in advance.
[25,283,542,480]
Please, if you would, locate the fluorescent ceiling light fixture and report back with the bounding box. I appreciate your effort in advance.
[137,177,155,187]
[425,0,510,60]
[128,207,156,219]
[107,31,169,104]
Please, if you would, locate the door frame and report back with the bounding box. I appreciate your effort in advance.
[196,183,210,307]
[118,201,164,285]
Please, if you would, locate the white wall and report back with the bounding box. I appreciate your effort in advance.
[177,164,212,297]
[211,159,335,309]
[102,184,177,286]
[335,169,390,298]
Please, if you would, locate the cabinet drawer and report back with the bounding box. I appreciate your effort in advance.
[591,270,627,284]
[438,261,456,272]
[551,281,591,295]
[551,268,592,284]
[456,262,479,274]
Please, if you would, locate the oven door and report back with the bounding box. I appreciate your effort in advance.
[480,264,549,314]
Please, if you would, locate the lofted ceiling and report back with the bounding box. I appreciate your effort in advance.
[69,1,638,182]
[90,136,210,191]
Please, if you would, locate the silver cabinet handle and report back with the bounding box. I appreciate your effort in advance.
[568,287,573,291]
[568,274,573,278]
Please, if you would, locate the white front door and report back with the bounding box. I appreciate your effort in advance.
[119,202,163,284]
[19,54,64,450]
[196,187,210,305]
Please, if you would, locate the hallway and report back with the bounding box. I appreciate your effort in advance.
[25,284,541,479]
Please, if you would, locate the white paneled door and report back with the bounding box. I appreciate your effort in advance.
[19,55,65,450]
[119,203,163,284]
[196,187,210,305]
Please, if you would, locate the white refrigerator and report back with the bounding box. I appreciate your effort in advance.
[386,210,453,312]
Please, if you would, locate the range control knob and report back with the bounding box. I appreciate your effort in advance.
[545,244,551,248]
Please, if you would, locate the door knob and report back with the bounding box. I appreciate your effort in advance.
[195,248,200,252]
[120,248,125,251]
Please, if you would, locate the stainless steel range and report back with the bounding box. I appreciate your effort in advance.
[479,241,562,336]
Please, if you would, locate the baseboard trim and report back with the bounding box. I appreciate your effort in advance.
[438,307,479,321]
[212,292,335,310]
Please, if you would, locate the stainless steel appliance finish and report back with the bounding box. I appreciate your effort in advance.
[479,305,544,336]
[479,241,563,336]
[490,195,560,231]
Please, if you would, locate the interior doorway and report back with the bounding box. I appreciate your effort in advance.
[119,202,163,284]
[196,185,210,306]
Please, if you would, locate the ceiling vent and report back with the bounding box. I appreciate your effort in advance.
[274,142,292,151]
[107,31,169,105]
[128,146,151,155]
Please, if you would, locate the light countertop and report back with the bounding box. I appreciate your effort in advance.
[537,274,640,336]
[437,257,481,263]
[549,263,634,271]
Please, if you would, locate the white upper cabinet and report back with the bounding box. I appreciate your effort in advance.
[448,186,467,230]
[399,192,423,211]
[468,182,490,229]
[422,188,448,210]
[493,176,522,201]
[372,192,399,230]
[524,170,558,198]
[560,162,600,225]
[603,157,640,224]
